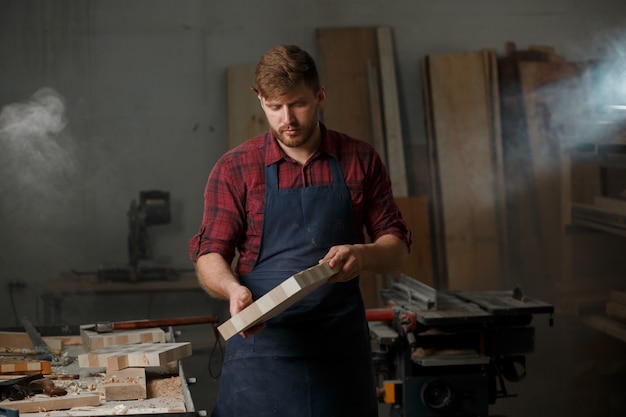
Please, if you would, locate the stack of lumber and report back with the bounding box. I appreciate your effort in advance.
[78,342,192,402]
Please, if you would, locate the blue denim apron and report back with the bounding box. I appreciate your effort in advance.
[212,153,377,417]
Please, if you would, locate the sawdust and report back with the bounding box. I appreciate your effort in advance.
[146,376,182,400]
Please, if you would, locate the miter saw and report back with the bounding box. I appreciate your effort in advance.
[367,274,554,417]
[97,190,175,282]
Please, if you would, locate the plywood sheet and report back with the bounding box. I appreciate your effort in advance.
[77,342,192,371]
[218,263,339,340]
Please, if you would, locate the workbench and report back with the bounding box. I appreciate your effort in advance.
[0,326,198,417]
[40,273,204,326]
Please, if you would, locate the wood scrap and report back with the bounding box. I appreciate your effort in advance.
[103,367,147,401]
[80,327,166,351]
[0,393,100,413]
[0,357,51,375]
[0,332,64,355]
[218,262,339,340]
[77,342,192,371]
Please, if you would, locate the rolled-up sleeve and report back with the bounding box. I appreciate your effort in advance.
[188,157,244,264]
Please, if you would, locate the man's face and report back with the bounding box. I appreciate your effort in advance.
[259,83,325,149]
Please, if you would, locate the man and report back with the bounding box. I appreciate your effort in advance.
[189,44,411,417]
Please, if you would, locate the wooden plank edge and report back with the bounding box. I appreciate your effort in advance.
[218,263,339,340]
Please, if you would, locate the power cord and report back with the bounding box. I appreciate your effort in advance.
[208,325,224,379]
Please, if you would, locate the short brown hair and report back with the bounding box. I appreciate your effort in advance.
[254,45,320,98]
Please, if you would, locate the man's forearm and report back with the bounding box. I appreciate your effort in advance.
[359,234,408,273]
[194,252,242,300]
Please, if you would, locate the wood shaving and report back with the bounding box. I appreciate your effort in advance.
[147,376,182,400]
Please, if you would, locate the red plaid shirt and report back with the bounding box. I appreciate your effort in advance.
[189,123,411,276]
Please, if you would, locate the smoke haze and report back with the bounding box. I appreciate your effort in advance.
[0,87,77,220]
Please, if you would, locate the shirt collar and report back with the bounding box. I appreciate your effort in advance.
[264,122,338,166]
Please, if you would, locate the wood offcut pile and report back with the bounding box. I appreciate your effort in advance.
[0,327,192,416]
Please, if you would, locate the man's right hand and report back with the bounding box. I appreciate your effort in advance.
[229,284,266,338]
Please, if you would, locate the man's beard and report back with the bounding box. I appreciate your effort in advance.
[273,119,317,148]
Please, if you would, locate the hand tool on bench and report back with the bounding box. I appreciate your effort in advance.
[28,377,67,397]
[19,316,54,362]
[0,374,40,401]
[83,315,220,333]
[0,373,65,401]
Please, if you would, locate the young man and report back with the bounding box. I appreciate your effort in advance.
[189,44,411,417]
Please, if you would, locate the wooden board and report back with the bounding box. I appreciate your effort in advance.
[80,327,166,351]
[218,263,339,340]
[104,367,147,401]
[317,27,379,144]
[227,63,268,149]
[0,331,64,355]
[394,196,434,286]
[422,50,506,291]
[0,357,51,375]
[77,342,192,371]
[0,393,100,413]
[377,26,408,197]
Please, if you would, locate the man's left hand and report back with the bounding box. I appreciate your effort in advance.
[320,244,364,283]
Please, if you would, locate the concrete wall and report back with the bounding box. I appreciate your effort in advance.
[1,1,625,415]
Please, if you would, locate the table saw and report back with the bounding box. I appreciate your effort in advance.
[368,274,554,417]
